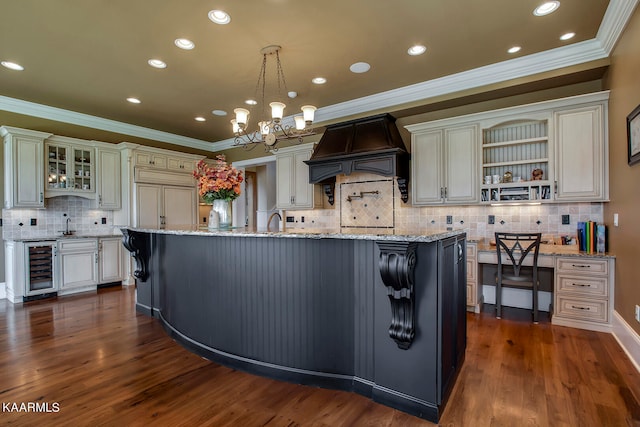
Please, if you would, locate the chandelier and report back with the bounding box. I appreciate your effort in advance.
[231,45,317,150]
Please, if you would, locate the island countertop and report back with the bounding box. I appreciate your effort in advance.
[122,225,465,243]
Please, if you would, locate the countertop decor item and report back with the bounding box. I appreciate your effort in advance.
[193,155,243,228]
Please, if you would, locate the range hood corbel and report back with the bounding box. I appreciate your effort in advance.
[304,114,410,204]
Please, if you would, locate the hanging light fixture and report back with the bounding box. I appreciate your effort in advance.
[232,45,317,150]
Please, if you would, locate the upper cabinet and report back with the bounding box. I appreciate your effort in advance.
[276,143,323,210]
[134,149,198,174]
[554,103,608,202]
[1,126,51,209]
[95,147,121,209]
[45,136,95,199]
[406,91,610,205]
[409,123,479,205]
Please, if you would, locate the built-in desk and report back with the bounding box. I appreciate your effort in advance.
[467,241,615,333]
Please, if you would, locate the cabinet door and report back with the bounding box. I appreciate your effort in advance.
[96,149,121,209]
[276,153,294,209]
[11,135,44,208]
[292,149,313,208]
[99,238,122,283]
[444,125,478,203]
[411,130,444,204]
[136,184,162,228]
[59,251,98,289]
[555,104,606,201]
[163,186,197,226]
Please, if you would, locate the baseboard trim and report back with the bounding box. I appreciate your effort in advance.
[612,311,640,373]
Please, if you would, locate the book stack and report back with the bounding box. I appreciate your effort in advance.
[577,221,607,253]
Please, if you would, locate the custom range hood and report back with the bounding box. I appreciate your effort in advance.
[304,113,410,205]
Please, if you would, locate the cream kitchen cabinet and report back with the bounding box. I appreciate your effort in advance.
[135,151,168,169]
[1,126,51,209]
[553,256,614,332]
[136,184,197,228]
[466,242,482,313]
[98,237,122,284]
[408,123,479,205]
[94,148,121,209]
[554,102,609,202]
[45,136,95,198]
[276,144,322,209]
[168,157,196,172]
[58,238,99,295]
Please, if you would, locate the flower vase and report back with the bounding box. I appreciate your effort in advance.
[212,199,232,228]
[208,206,220,230]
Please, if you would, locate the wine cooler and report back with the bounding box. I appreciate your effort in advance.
[25,241,57,297]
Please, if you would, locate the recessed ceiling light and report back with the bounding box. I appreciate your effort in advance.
[212,110,227,116]
[534,1,560,16]
[148,59,167,69]
[560,32,575,41]
[208,10,231,25]
[350,62,371,73]
[126,97,141,104]
[195,117,206,122]
[245,99,257,105]
[407,45,427,56]
[1,61,24,71]
[312,77,327,85]
[508,46,522,54]
[288,91,298,98]
[174,38,195,50]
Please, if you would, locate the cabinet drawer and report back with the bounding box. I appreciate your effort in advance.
[58,239,98,252]
[557,275,608,297]
[555,296,608,323]
[556,257,608,275]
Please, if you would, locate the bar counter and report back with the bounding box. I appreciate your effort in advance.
[120,226,467,423]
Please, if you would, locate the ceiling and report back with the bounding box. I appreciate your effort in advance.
[0,0,632,154]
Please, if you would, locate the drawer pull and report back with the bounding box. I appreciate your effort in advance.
[571,305,590,311]
[571,264,591,268]
[571,283,591,287]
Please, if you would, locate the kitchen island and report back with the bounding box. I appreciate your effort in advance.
[121,226,467,423]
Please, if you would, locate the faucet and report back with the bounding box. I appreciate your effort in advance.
[64,217,73,236]
[267,212,282,232]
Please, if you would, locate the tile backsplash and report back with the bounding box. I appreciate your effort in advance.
[2,196,117,240]
[284,172,604,240]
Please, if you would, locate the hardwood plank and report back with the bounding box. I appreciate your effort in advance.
[0,288,639,426]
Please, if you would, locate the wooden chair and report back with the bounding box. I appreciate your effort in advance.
[494,232,542,323]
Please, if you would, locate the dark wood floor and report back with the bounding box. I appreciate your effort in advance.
[1,287,639,427]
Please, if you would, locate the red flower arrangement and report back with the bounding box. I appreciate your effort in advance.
[192,155,243,203]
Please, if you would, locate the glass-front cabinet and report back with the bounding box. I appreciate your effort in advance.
[45,137,95,198]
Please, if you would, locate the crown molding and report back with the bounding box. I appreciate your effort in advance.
[1,0,636,154]
[597,0,640,54]
[0,95,217,152]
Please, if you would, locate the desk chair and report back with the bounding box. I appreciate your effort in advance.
[495,232,542,323]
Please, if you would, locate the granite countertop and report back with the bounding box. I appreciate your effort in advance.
[122,226,466,243]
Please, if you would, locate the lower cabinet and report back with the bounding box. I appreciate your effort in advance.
[552,256,614,332]
[99,237,122,284]
[466,242,482,312]
[58,239,99,295]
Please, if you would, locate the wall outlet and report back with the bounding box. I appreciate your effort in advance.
[446,215,453,225]
[286,216,295,223]
[488,215,495,225]
[301,216,305,223]
[30,218,37,226]
[101,217,107,225]
[636,305,640,323]
[561,214,570,225]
